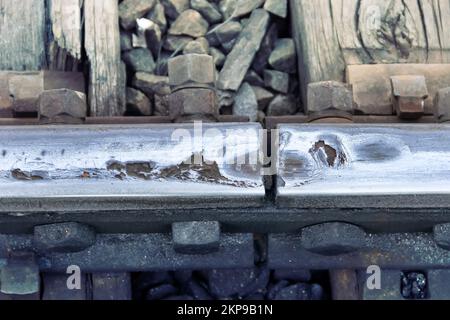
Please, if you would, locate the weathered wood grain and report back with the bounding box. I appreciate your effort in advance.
[0,0,46,71]
[47,0,83,71]
[84,0,125,116]
[291,0,450,104]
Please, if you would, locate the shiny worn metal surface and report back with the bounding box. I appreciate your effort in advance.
[277,124,450,208]
[0,123,264,212]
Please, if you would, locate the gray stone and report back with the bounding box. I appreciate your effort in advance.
[119,0,156,30]
[133,72,171,96]
[206,21,242,46]
[217,89,235,110]
[146,1,168,32]
[126,87,153,115]
[301,222,366,256]
[264,69,289,94]
[172,221,221,254]
[183,37,209,55]
[155,51,172,76]
[221,39,237,53]
[210,47,226,67]
[168,9,209,38]
[266,94,297,116]
[244,70,265,87]
[190,0,223,23]
[163,35,193,51]
[253,23,278,74]
[219,0,265,19]
[233,83,258,122]
[161,0,189,20]
[434,223,450,250]
[307,81,353,114]
[218,0,239,19]
[252,86,274,110]
[264,0,288,18]
[120,32,133,52]
[232,0,265,18]
[217,9,270,91]
[122,48,156,73]
[269,38,297,73]
[34,222,96,253]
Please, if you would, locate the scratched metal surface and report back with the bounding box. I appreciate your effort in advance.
[0,123,265,210]
[277,124,450,209]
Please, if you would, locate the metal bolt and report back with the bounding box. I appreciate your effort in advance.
[307,81,353,117]
[34,222,96,253]
[38,89,87,124]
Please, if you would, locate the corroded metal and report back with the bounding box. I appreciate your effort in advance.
[347,64,450,115]
[391,75,428,119]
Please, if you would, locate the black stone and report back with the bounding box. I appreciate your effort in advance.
[146,284,178,300]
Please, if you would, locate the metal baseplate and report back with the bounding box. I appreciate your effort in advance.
[1,60,450,300]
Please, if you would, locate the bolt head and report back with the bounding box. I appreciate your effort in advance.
[38,89,87,123]
[168,54,215,89]
[307,81,353,114]
[169,88,218,120]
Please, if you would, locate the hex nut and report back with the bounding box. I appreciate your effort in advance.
[168,88,218,119]
[435,87,450,122]
[34,222,96,253]
[172,221,221,254]
[168,54,215,90]
[307,81,353,115]
[38,89,87,124]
